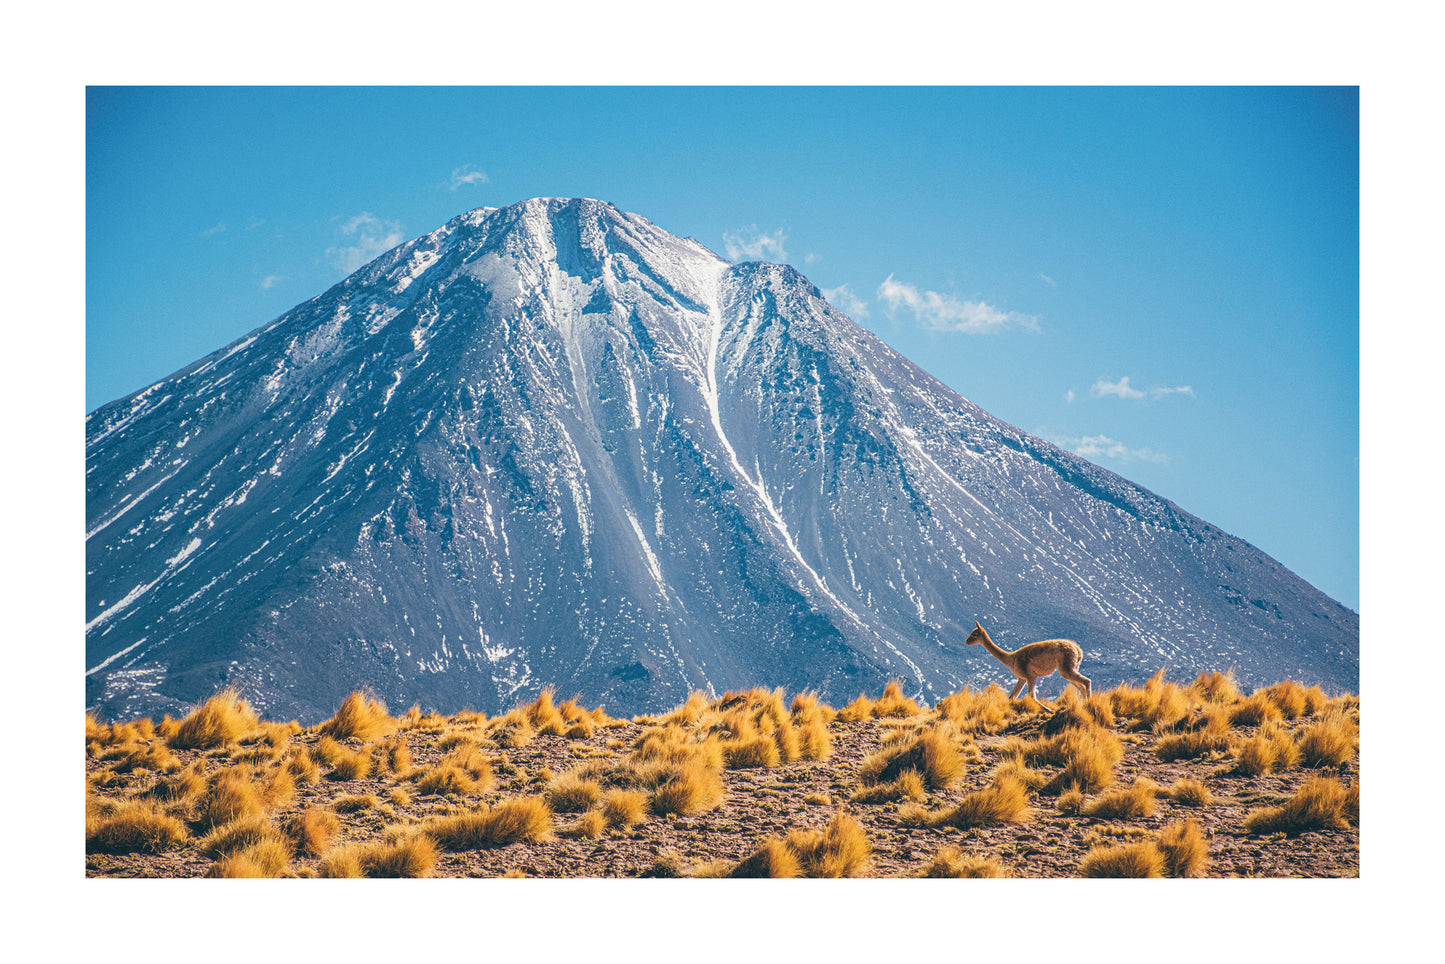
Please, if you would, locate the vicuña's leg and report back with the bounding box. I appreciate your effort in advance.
[1026,677,1049,709]
[1062,669,1091,699]
[1010,678,1026,700]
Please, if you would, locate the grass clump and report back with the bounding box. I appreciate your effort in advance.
[1165,778,1214,807]
[781,812,872,877]
[1297,708,1358,768]
[86,802,187,854]
[319,834,437,878]
[649,758,725,816]
[722,735,781,770]
[1229,721,1300,777]
[168,689,260,750]
[425,796,553,849]
[917,846,1011,878]
[859,727,965,790]
[601,789,649,831]
[204,838,292,878]
[729,838,801,878]
[1244,777,1356,836]
[547,771,603,813]
[316,691,396,741]
[1081,781,1157,820]
[1157,818,1210,877]
[280,807,339,856]
[934,774,1032,829]
[1079,841,1165,878]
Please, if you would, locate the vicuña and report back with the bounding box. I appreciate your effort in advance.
[964,621,1091,705]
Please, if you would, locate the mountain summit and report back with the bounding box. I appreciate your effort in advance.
[86,198,1358,722]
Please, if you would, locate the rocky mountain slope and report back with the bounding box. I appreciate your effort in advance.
[85,198,1358,722]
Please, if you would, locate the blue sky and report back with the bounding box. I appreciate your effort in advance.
[86,86,1359,610]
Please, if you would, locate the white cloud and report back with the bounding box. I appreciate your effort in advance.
[1092,376,1146,400]
[1092,376,1196,400]
[1039,272,1057,288]
[822,284,869,319]
[876,274,1038,334]
[1056,433,1170,464]
[723,225,788,263]
[1064,388,1076,404]
[200,221,226,238]
[449,164,489,190]
[260,274,283,290]
[326,213,405,275]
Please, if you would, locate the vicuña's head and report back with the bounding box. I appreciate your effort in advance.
[965,621,986,646]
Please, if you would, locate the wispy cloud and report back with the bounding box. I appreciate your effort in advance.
[1053,433,1170,465]
[326,213,405,275]
[822,284,869,319]
[1039,272,1057,288]
[1091,376,1195,400]
[448,164,489,190]
[877,274,1038,334]
[723,225,788,263]
[1092,376,1146,400]
[1064,388,1076,404]
[260,274,283,290]
[200,221,226,239]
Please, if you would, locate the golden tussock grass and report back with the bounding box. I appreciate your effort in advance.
[1244,776,1356,836]
[797,720,833,761]
[790,691,836,726]
[1189,670,1241,703]
[1078,840,1165,877]
[319,834,437,878]
[1165,778,1214,807]
[852,768,927,804]
[333,793,380,813]
[1229,720,1300,777]
[934,773,1032,829]
[325,744,374,782]
[729,837,801,878]
[547,771,603,812]
[783,812,872,878]
[316,691,396,741]
[567,810,607,839]
[933,684,1019,734]
[197,815,290,858]
[143,763,209,806]
[1297,708,1358,768]
[836,693,875,723]
[649,757,725,816]
[204,837,293,877]
[168,689,261,750]
[1157,818,1210,877]
[1155,719,1231,762]
[425,796,553,848]
[86,802,188,854]
[1081,781,1157,820]
[1229,691,1284,727]
[281,807,339,856]
[372,735,413,776]
[1029,726,1124,795]
[722,735,781,769]
[872,680,924,718]
[601,789,649,830]
[917,846,1011,878]
[196,768,265,829]
[859,727,966,790]
[523,687,570,736]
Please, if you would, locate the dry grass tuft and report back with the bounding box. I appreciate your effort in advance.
[548,770,603,813]
[1244,776,1356,836]
[196,768,264,829]
[872,680,924,718]
[1297,708,1358,769]
[782,812,872,877]
[836,693,875,723]
[86,802,187,854]
[169,689,260,750]
[426,796,553,848]
[319,834,437,878]
[1230,691,1284,727]
[722,735,781,770]
[859,726,965,789]
[1189,669,1241,704]
[1230,720,1301,777]
[1157,818,1210,877]
[933,684,1017,734]
[316,691,397,741]
[1079,840,1165,877]
[729,838,801,878]
[280,807,339,856]
[917,846,1011,878]
[936,774,1032,829]
[601,789,649,830]
[797,719,833,761]
[1081,781,1157,820]
[1165,778,1214,807]
[649,758,725,816]
[852,768,927,804]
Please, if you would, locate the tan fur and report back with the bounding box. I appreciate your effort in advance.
[964,621,1091,705]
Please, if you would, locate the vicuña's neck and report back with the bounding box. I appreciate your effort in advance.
[976,630,1015,663]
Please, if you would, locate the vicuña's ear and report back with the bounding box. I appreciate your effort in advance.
[974,621,982,629]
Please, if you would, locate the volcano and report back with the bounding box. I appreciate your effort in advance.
[85,198,1358,722]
